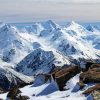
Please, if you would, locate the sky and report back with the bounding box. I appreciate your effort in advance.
[0,0,100,23]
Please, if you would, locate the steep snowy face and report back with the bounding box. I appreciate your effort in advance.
[0,23,34,65]
[0,65,33,90]
[0,23,19,49]
[16,48,70,75]
[16,48,55,75]
[0,23,19,62]
[40,20,59,30]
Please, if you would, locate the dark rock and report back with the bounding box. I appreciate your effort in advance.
[80,64,100,84]
[80,70,100,83]
[18,95,30,100]
[90,64,100,71]
[84,61,95,72]
[83,84,100,96]
[7,87,30,100]
[92,90,100,100]
[0,87,7,93]
[7,87,21,99]
[55,66,81,91]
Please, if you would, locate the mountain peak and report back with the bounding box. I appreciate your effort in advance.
[66,21,80,28]
[71,21,77,25]
[46,20,54,24]
[0,23,11,34]
[70,21,79,26]
[42,20,59,30]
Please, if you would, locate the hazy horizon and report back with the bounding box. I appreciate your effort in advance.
[0,0,100,23]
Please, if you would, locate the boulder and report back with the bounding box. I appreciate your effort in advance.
[80,70,100,83]
[55,66,81,91]
[80,64,100,84]
[7,86,30,100]
[92,90,100,100]
[90,64,100,70]
[7,86,21,99]
[17,95,30,100]
[0,87,7,93]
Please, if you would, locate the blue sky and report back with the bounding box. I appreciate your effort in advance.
[0,0,100,22]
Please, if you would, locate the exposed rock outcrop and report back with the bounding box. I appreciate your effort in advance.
[92,90,100,100]
[7,87,29,100]
[55,66,81,90]
[80,63,100,84]
[83,84,100,95]
[82,61,95,72]
[83,84,100,100]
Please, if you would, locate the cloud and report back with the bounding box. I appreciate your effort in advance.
[0,0,100,3]
[30,0,100,4]
[0,0,100,22]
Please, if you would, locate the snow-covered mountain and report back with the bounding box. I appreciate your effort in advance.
[24,20,99,59]
[0,21,99,72]
[0,20,100,100]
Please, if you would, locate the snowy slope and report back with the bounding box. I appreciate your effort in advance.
[64,21,100,58]
[0,22,35,66]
